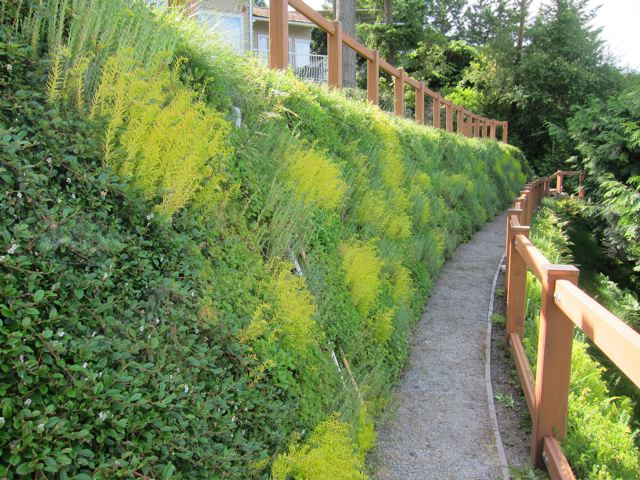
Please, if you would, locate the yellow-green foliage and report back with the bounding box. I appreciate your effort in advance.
[271,414,367,480]
[285,147,347,210]
[270,260,320,354]
[391,262,413,305]
[356,404,376,456]
[91,51,232,216]
[356,189,412,239]
[341,240,383,317]
[367,307,395,343]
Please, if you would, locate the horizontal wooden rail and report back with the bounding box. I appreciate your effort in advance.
[509,333,536,416]
[554,280,640,388]
[504,170,639,478]
[268,0,507,141]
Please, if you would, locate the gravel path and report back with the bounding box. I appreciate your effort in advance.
[374,212,509,480]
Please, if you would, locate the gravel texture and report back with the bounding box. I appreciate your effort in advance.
[373,212,509,480]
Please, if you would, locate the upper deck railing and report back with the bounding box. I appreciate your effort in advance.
[505,171,640,479]
[267,0,508,142]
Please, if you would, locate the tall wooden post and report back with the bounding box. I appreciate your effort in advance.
[503,121,509,143]
[456,108,464,135]
[490,120,496,140]
[415,82,425,124]
[578,172,585,199]
[557,173,563,194]
[432,95,441,129]
[483,119,488,138]
[506,226,530,343]
[327,21,343,88]
[268,0,288,70]
[394,69,405,117]
[531,265,579,467]
[445,101,453,132]
[367,51,379,105]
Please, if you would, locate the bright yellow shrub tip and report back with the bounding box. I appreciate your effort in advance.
[285,147,347,210]
[271,260,320,354]
[356,189,412,240]
[356,404,376,457]
[271,414,367,480]
[92,50,232,217]
[391,262,413,305]
[341,240,383,317]
[367,307,395,344]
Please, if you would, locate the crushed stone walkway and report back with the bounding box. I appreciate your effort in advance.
[374,212,508,480]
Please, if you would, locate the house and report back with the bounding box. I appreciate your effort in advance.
[147,0,327,82]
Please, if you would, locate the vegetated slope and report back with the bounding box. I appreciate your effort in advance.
[523,200,640,480]
[0,1,526,478]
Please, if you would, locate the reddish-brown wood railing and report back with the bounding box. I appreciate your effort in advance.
[267,0,508,142]
[505,171,640,479]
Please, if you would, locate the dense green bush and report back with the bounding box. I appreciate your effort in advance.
[0,1,526,477]
[523,201,640,479]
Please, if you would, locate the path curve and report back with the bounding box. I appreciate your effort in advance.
[374,211,509,480]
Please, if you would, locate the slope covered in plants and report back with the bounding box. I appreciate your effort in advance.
[0,1,526,478]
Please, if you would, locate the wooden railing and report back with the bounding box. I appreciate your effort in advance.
[267,0,508,142]
[505,171,640,479]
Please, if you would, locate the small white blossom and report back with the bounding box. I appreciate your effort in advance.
[24,398,32,407]
[66,177,71,184]
[74,148,79,154]
[0,416,5,425]
[146,213,154,220]
[6,64,12,72]
[194,328,199,334]
[155,318,160,325]
[97,411,107,421]
[46,157,52,165]
[139,325,144,332]
[37,423,45,431]
[71,193,76,200]
[57,330,64,338]
[184,384,189,394]
[102,272,109,280]
[82,362,88,369]
[0,256,5,262]
[7,243,17,255]
[16,192,22,199]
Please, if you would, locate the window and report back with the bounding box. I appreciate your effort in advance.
[294,39,311,67]
[196,11,244,53]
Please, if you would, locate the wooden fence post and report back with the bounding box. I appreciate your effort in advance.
[557,172,563,194]
[483,119,488,138]
[505,208,523,299]
[394,68,405,117]
[433,95,441,129]
[531,265,580,467]
[268,0,288,70]
[503,121,509,143]
[416,82,425,124]
[445,101,454,132]
[367,51,379,105]
[490,120,496,140]
[328,20,343,88]
[457,108,464,135]
[506,226,530,343]
[578,172,585,199]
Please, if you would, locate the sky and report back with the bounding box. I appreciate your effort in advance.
[299,0,640,71]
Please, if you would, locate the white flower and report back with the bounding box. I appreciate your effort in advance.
[7,243,17,255]
[183,384,189,394]
[0,256,5,262]
[155,318,160,325]
[57,330,64,338]
[0,417,5,425]
[16,192,22,199]
[66,177,71,184]
[57,198,61,204]
[146,213,154,220]
[24,398,32,406]
[46,157,52,165]
[37,423,45,431]
[71,193,76,200]
[102,272,108,280]
[194,328,199,334]
[6,64,12,72]
[82,362,88,369]
[98,411,107,421]
[139,325,144,332]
